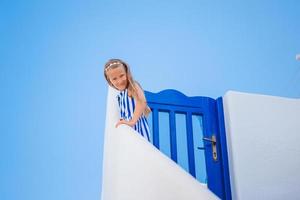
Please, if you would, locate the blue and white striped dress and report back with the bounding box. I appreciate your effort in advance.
[117,89,151,142]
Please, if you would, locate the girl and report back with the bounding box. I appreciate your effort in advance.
[104,59,151,142]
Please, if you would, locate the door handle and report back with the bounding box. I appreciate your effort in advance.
[203,135,218,161]
[203,136,216,144]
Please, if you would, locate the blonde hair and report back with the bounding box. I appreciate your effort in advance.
[104,58,151,116]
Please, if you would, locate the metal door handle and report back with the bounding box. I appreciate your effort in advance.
[202,135,218,161]
[203,136,216,144]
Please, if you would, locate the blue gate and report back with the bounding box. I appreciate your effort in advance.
[145,89,231,200]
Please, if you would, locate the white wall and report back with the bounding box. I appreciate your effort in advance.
[223,91,300,200]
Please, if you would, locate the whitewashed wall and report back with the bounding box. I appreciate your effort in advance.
[101,86,219,200]
[223,91,300,200]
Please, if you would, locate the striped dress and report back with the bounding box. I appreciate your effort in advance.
[117,89,151,142]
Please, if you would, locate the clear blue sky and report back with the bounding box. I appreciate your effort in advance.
[1,0,300,199]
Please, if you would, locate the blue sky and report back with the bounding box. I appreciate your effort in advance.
[1,0,300,199]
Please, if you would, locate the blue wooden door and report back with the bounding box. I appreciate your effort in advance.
[145,89,231,200]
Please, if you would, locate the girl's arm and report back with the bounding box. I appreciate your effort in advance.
[116,82,147,128]
[129,83,147,125]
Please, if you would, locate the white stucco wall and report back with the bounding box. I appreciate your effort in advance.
[223,91,300,200]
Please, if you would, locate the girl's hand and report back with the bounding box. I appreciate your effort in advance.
[115,119,135,128]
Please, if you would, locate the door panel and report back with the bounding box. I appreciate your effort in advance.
[192,114,207,184]
[175,113,189,173]
[158,111,171,157]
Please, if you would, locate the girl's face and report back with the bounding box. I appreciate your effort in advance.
[106,65,128,91]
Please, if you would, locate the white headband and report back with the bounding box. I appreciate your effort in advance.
[105,61,122,71]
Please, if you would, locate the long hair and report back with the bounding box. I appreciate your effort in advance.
[104,59,151,116]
